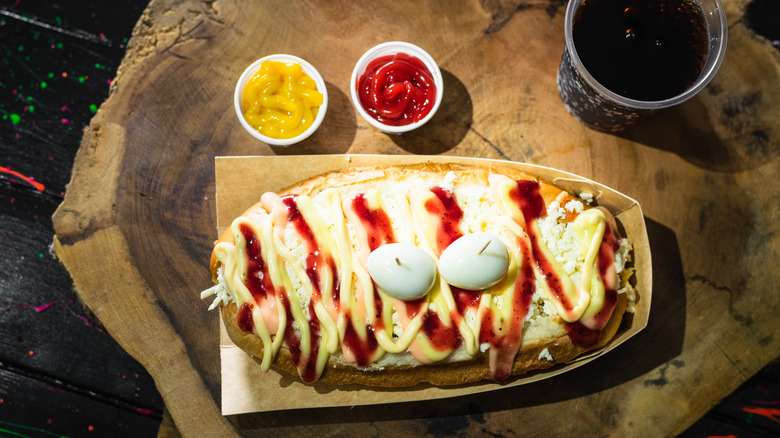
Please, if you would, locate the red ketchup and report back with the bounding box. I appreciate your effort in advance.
[357,53,437,126]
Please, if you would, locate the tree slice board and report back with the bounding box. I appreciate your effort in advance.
[52,0,780,436]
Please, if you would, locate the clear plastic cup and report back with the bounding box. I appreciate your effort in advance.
[557,0,727,132]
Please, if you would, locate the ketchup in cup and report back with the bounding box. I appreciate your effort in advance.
[351,42,443,132]
[357,53,437,126]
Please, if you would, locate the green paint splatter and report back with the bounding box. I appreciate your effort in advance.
[78,76,85,83]
[89,104,98,113]
[38,253,44,259]
[47,72,54,78]
[40,81,47,89]
[10,114,21,124]
[16,45,23,52]
[56,42,63,49]
[0,419,70,438]
[27,106,34,113]
[0,427,28,437]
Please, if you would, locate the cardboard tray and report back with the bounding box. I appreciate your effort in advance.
[214,154,652,415]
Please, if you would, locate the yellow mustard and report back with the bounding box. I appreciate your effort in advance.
[242,61,324,139]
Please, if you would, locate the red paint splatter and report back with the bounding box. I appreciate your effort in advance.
[0,228,18,252]
[73,313,102,331]
[752,399,780,405]
[32,302,57,312]
[1,300,58,313]
[0,166,45,191]
[0,297,102,332]
[28,350,34,356]
[743,406,780,423]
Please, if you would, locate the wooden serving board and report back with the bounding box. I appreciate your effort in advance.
[51,0,780,436]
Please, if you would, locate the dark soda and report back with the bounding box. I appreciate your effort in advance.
[572,0,709,101]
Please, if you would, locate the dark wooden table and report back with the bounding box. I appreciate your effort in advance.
[1,0,778,437]
[0,1,165,436]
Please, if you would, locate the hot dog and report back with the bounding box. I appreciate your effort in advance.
[201,163,635,386]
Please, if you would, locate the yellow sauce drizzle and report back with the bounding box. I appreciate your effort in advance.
[571,208,608,323]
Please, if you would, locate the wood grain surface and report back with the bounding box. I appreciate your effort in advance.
[50,0,780,436]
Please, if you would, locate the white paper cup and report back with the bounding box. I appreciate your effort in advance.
[350,42,443,134]
[235,54,328,146]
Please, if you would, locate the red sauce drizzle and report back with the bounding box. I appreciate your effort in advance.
[510,180,573,312]
[418,186,468,354]
[342,308,382,367]
[425,186,464,254]
[282,196,328,298]
[421,312,461,352]
[593,226,619,328]
[280,292,321,383]
[239,223,274,301]
[531,234,571,311]
[237,303,255,332]
[512,180,546,223]
[403,297,427,320]
[452,286,481,315]
[238,223,325,377]
[481,235,536,382]
[342,193,395,367]
[564,322,601,348]
[327,257,341,306]
[281,195,345,382]
[479,311,498,344]
[351,193,396,250]
[280,195,341,307]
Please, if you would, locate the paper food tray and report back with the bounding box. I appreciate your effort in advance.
[213,154,652,415]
